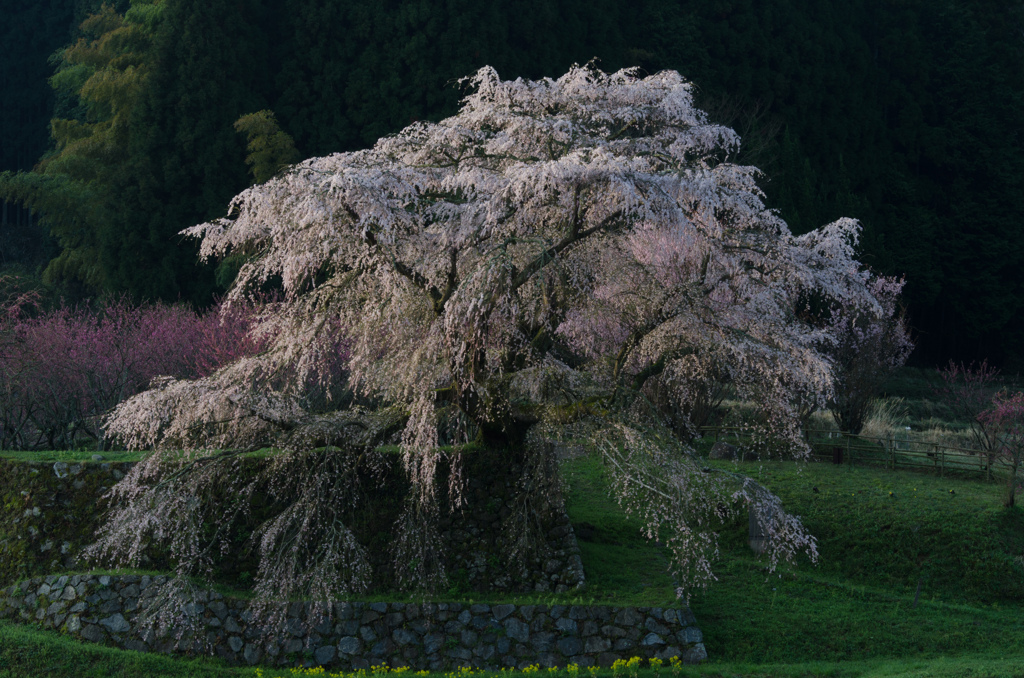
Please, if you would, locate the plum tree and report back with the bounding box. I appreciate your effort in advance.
[0,291,259,451]
[979,391,1024,507]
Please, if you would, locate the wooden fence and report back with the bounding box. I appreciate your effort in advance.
[700,426,1000,481]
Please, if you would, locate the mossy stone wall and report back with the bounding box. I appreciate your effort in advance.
[0,574,707,669]
[0,450,584,594]
[0,459,129,587]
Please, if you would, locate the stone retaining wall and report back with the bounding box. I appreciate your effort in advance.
[0,574,706,669]
[1,453,584,595]
[0,459,131,585]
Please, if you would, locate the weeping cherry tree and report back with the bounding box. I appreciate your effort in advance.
[95,65,884,624]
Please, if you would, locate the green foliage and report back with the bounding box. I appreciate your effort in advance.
[119,0,274,300]
[271,0,653,156]
[233,110,301,185]
[668,0,1024,367]
[5,0,1023,363]
[0,0,163,293]
[0,0,109,174]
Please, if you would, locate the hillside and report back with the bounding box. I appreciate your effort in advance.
[1,448,1023,676]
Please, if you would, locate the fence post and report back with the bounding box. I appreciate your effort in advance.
[939,445,944,477]
[847,435,852,467]
[890,437,895,470]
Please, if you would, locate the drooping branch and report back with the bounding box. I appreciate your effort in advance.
[101,64,883,609]
[612,308,686,382]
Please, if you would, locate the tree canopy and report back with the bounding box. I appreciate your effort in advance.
[96,66,895,610]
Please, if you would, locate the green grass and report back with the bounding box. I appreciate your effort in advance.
[881,367,950,403]
[879,366,1024,431]
[717,460,1024,604]
[561,455,679,608]
[0,448,292,464]
[0,619,249,677]
[3,619,1023,678]
[3,453,1024,676]
[693,557,1024,663]
[561,453,1024,667]
[0,449,145,463]
[0,443,490,466]
[689,459,1024,667]
[252,657,1024,678]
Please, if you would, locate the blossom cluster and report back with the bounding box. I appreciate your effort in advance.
[824,275,914,433]
[978,389,1024,507]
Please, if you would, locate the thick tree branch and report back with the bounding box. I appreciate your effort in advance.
[611,308,687,387]
[510,205,624,291]
[434,248,459,314]
[391,257,434,296]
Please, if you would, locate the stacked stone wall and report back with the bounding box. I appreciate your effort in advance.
[0,453,583,594]
[0,574,706,669]
[0,459,129,586]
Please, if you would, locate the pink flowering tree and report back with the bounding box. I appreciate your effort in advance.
[0,279,43,449]
[978,390,1024,507]
[0,296,260,450]
[825,275,914,434]
[98,65,884,613]
[937,360,1003,456]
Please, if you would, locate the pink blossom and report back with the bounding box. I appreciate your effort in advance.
[0,296,260,450]
[978,389,1024,507]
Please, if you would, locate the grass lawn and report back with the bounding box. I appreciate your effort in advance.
[2,452,1024,677]
[0,449,145,463]
[690,459,1024,664]
[0,619,250,677]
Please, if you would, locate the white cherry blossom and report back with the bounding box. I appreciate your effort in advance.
[101,65,883,604]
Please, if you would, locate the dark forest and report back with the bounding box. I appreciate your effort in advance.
[2,0,1022,368]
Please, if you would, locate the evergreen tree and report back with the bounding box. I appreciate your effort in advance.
[117,0,275,301]
[234,110,301,185]
[0,0,110,273]
[3,0,1022,363]
[0,1,162,293]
